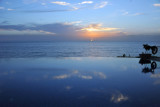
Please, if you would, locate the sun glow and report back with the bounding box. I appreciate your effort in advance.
[79,29,125,41]
[81,27,118,32]
[79,24,121,39]
[90,39,94,42]
[81,24,119,32]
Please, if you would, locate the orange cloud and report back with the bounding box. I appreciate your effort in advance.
[79,24,123,40]
[81,24,119,32]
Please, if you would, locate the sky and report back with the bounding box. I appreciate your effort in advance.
[0,0,160,42]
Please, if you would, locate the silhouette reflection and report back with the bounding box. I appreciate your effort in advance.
[139,58,157,74]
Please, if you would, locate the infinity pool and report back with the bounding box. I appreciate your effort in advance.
[0,57,160,107]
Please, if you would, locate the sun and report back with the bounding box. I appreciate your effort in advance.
[90,39,94,42]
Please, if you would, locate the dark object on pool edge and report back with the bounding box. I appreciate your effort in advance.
[139,53,151,59]
[139,44,159,59]
[143,44,158,55]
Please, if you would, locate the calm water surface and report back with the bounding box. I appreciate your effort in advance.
[0,57,160,107]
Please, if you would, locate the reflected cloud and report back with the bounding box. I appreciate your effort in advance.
[0,70,17,76]
[77,95,86,99]
[110,92,129,103]
[94,72,107,79]
[0,71,9,75]
[79,75,93,79]
[150,73,160,85]
[151,73,160,78]
[53,74,70,79]
[121,66,128,71]
[65,86,72,90]
[153,79,160,85]
[53,70,107,80]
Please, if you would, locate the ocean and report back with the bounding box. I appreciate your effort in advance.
[0,41,160,58]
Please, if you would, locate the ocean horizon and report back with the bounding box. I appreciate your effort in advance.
[1,41,160,58]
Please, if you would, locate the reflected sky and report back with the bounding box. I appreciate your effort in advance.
[0,57,160,106]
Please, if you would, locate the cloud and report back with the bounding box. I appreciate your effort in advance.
[79,24,123,40]
[0,6,14,11]
[81,24,119,32]
[0,23,83,42]
[49,1,108,11]
[24,9,72,13]
[51,1,70,6]
[1,23,158,42]
[94,1,108,9]
[7,8,14,11]
[0,7,5,10]
[0,24,30,31]
[0,23,79,33]
[0,29,55,35]
[50,1,93,10]
[121,10,144,16]
[78,1,93,4]
[153,4,160,7]
[132,13,144,16]
[0,23,126,41]
[41,3,46,5]
[20,1,109,13]
[23,0,38,4]
[80,25,128,40]
[122,11,129,15]
[64,21,82,25]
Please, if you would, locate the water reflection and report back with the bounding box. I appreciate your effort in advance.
[53,70,106,80]
[1,57,160,106]
[110,91,129,103]
[139,58,157,74]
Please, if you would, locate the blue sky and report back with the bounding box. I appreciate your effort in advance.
[0,0,160,41]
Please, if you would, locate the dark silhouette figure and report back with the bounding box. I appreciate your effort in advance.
[143,44,158,55]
